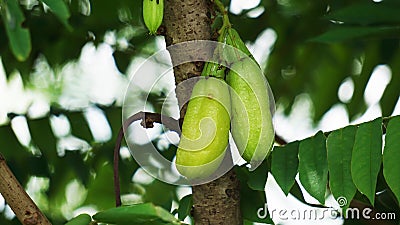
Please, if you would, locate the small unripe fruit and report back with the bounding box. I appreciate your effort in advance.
[143,0,164,35]
[176,77,231,179]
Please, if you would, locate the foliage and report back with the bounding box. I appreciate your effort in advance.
[0,0,400,224]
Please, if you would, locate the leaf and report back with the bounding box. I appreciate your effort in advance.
[177,194,192,221]
[311,26,400,43]
[325,2,400,26]
[380,75,400,117]
[142,179,176,211]
[271,141,299,195]
[103,106,123,143]
[351,117,383,205]
[327,126,357,209]
[38,0,71,29]
[113,50,132,74]
[0,0,31,61]
[84,162,116,210]
[64,213,91,225]
[93,203,180,225]
[289,181,307,206]
[347,43,380,119]
[66,112,93,142]
[381,50,400,116]
[240,185,274,224]
[28,118,57,161]
[247,160,269,191]
[298,131,328,204]
[0,124,35,184]
[0,124,29,160]
[235,165,274,224]
[383,116,400,204]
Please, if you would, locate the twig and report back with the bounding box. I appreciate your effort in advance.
[274,134,287,145]
[113,111,181,207]
[0,154,52,225]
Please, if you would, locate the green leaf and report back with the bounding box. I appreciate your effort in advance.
[38,0,71,29]
[311,26,400,43]
[64,213,91,225]
[298,131,328,204]
[271,141,299,195]
[289,181,307,205]
[383,116,400,204]
[380,75,400,117]
[235,165,274,224]
[381,50,400,116]
[351,117,383,205]
[85,162,116,210]
[142,179,176,211]
[0,0,31,61]
[93,203,180,225]
[247,160,269,191]
[347,43,380,119]
[327,126,357,209]
[325,2,400,26]
[0,124,34,184]
[240,185,274,224]
[0,124,28,160]
[177,194,192,221]
[66,112,93,142]
[103,106,123,143]
[28,118,57,161]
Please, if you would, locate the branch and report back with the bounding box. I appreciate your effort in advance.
[0,154,52,225]
[113,111,181,206]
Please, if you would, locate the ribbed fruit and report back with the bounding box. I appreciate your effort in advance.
[176,77,231,179]
[227,57,274,162]
[143,0,163,35]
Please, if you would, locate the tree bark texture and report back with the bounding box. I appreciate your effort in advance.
[0,154,52,225]
[163,1,243,224]
[163,0,211,119]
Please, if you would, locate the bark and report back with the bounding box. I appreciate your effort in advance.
[0,154,52,225]
[163,1,242,224]
[163,0,211,118]
[192,169,242,225]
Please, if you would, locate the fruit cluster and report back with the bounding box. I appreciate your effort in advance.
[176,28,275,179]
[142,0,275,180]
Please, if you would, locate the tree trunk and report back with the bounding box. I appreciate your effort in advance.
[163,1,243,224]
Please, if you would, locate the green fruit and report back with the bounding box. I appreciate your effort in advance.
[176,76,231,179]
[223,28,256,64]
[64,214,91,225]
[227,57,274,162]
[143,0,164,35]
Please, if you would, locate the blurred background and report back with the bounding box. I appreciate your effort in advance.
[0,0,399,224]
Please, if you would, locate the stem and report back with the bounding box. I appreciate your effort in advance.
[213,0,231,34]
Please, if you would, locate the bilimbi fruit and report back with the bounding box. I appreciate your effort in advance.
[175,76,231,180]
[227,57,274,162]
[226,28,275,163]
[143,0,164,35]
